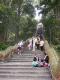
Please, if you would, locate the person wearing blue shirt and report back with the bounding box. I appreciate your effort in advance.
[32,57,38,67]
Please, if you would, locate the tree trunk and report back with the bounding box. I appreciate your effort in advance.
[0,33,5,42]
[15,26,20,42]
[15,6,21,42]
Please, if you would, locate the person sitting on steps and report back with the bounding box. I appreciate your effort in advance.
[44,52,49,63]
[37,52,50,67]
[41,53,49,67]
[32,57,38,67]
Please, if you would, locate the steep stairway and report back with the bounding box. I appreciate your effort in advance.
[0,50,52,80]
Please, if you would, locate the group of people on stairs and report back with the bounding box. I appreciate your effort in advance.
[17,33,44,55]
[28,35,44,51]
[27,35,50,68]
[32,52,50,67]
[16,35,50,68]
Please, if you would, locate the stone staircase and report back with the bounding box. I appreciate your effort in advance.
[0,50,52,80]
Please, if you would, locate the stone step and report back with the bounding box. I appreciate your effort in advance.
[12,55,41,58]
[0,76,51,80]
[12,54,44,57]
[5,61,32,62]
[0,65,49,69]
[0,73,51,77]
[0,63,48,69]
[7,60,32,62]
[0,64,39,69]
[0,74,51,78]
[9,56,33,59]
[9,57,42,61]
[23,51,33,53]
[0,75,51,80]
[0,62,32,65]
[11,56,34,59]
[0,64,32,66]
[0,67,49,70]
[0,69,49,73]
[11,57,43,60]
[0,78,52,80]
[11,57,33,60]
[24,50,42,53]
[0,67,49,72]
[13,53,43,56]
[11,57,33,59]
[14,51,43,54]
[13,56,34,57]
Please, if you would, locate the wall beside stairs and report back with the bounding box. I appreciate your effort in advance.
[0,44,18,61]
[44,40,59,80]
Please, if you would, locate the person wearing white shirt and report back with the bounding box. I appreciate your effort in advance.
[17,41,24,54]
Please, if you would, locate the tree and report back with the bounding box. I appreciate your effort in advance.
[19,16,37,40]
[0,3,10,42]
[0,0,36,43]
[11,0,24,42]
[40,0,60,45]
[11,0,35,42]
[23,3,35,17]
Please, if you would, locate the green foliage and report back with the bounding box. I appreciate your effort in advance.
[19,16,37,40]
[40,0,60,18]
[23,3,35,17]
[56,46,60,52]
[0,3,10,42]
[0,43,9,50]
[54,45,60,53]
[54,19,60,26]
[43,15,55,38]
[10,0,35,41]
[0,0,37,43]
[12,0,23,5]
[42,14,60,45]
[40,0,60,9]
[40,0,60,45]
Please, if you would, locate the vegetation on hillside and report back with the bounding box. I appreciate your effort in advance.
[40,0,60,46]
[0,0,37,50]
[0,1,36,39]
[0,0,60,52]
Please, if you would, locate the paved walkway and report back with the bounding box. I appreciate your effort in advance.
[0,49,52,80]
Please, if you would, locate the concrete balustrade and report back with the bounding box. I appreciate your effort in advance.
[44,40,59,80]
[0,44,18,61]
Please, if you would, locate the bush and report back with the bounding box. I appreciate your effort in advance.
[56,45,60,52]
[54,45,60,54]
[0,43,9,51]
